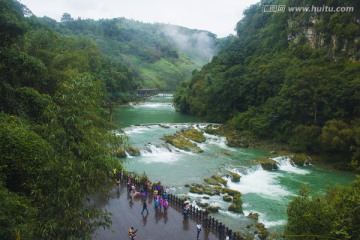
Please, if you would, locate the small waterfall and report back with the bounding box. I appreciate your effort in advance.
[131,102,173,109]
[226,166,292,199]
[203,133,234,152]
[138,143,182,164]
[124,125,153,135]
[125,151,133,158]
[272,156,310,175]
[141,143,171,154]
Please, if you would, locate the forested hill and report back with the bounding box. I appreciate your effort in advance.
[39,15,225,90]
[174,0,360,167]
[0,0,128,238]
[0,1,228,237]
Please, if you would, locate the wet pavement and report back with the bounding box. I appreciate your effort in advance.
[92,183,221,240]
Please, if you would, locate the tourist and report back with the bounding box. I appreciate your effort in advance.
[163,191,168,200]
[153,188,158,200]
[127,180,132,193]
[141,200,149,215]
[154,196,159,210]
[140,190,147,201]
[135,176,141,186]
[163,199,169,212]
[156,182,161,195]
[183,207,189,219]
[196,222,202,240]
[147,181,152,195]
[143,179,148,195]
[158,196,164,212]
[131,184,136,195]
[117,178,120,191]
[218,222,225,237]
[128,226,137,240]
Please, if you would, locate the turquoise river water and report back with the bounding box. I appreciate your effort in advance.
[112,95,355,234]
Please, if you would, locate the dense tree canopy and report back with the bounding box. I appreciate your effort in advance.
[0,1,126,239]
[285,177,360,239]
[174,0,360,168]
[38,16,225,91]
[172,2,360,237]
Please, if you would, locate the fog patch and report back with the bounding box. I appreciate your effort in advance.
[159,24,218,66]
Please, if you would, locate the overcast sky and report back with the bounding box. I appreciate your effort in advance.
[19,0,260,37]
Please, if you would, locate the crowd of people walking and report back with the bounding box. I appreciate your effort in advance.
[113,171,232,240]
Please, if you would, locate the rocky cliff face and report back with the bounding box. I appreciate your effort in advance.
[287,15,360,60]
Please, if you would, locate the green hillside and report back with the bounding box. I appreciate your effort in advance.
[173,1,360,238]
[0,1,126,238]
[0,1,227,237]
[39,16,224,91]
[174,0,360,167]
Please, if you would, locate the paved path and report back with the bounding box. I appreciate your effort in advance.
[93,183,221,240]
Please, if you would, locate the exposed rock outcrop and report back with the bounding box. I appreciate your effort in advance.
[228,171,241,182]
[126,146,141,156]
[256,157,278,170]
[162,134,203,153]
[291,153,312,166]
[179,128,206,143]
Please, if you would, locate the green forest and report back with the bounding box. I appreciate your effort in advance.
[0,0,129,239]
[1,0,360,239]
[39,14,223,92]
[174,0,360,169]
[0,0,221,238]
[173,0,360,238]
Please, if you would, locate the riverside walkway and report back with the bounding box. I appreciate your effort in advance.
[92,183,221,240]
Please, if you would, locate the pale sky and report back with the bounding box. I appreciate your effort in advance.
[19,0,260,37]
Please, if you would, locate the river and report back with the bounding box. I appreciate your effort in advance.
[112,94,355,234]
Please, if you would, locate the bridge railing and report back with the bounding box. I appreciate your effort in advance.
[119,173,245,240]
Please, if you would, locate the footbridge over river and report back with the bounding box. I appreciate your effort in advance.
[137,88,160,97]
[136,88,173,98]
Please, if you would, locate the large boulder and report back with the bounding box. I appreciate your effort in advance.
[257,157,278,170]
[126,146,141,156]
[189,184,204,194]
[189,183,223,196]
[204,178,221,186]
[196,201,209,208]
[114,148,126,158]
[291,154,311,166]
[211,175,227,186]
[223,195,232,202]
[228,191,243,213]
[207,205,220,212]
[247,212,260,221]
[162,134,203,153]
[179,128,206,143]
[254,222,269,240]
[226,135,250,148]
[228,171,241,182]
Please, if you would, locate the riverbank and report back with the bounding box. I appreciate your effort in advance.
[207,123,355,172]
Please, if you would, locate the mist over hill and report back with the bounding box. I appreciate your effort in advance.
[39,15,229,91]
